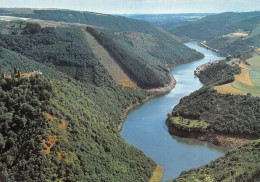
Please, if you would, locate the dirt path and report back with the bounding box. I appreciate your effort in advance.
[83,30,138,88]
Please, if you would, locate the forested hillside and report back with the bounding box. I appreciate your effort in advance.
[0,19,163,181]
[171,139,260,182]
[0,19,203,89]
[87,27,203,88]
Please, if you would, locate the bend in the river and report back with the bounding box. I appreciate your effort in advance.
[121,41,229,181]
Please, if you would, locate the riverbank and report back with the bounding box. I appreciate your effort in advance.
[121,41,227,181]
[166,122,252,148]
[197,41,229,56]
[118,75,176,132]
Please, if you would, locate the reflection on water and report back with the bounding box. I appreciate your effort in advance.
[171,135,229,153]
[121,41,228,181]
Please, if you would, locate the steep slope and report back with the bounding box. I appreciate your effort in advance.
[0,20,203,89]
[170,139,260,182]
[171,11,260,40]
[83,30,138,88]
[0,21,160,181]
[87,27,203,88]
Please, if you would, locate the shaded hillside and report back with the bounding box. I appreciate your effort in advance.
[170,139,260,182]
[113,31,203,66]
[0,8,164,35]
[87,27,203,88]
[83,30,138,88]
[171,11,260,40]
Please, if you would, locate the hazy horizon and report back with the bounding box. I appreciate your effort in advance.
[0,0,260,14]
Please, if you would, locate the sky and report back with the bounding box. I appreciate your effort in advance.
[0,0,260,14]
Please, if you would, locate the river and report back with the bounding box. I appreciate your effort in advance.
[121,41,229,181]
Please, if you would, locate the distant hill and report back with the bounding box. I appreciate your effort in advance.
[122,13,212,31]
[171,11,260,40]
[206,15,260,55]
[0,8,165,35]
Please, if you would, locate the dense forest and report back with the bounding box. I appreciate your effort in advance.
[86,27,203,88]
[0,75,157,181]
[0,21,113,86]
[0,77,52,181]
[86,27,171,88]
[0,19,162,181]
[171,139,260,181]
[167,58,260,138]
[195,60,241,85]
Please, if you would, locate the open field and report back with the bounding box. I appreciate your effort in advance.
[215,83,241,95]
[224,32,248,37]
[170,117,210,130]
[215,51,260,96]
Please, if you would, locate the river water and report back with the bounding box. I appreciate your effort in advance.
[121,41,229,181]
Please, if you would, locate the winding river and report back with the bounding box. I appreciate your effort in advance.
[121,41,229,181]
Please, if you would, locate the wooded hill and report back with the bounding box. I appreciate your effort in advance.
[0,8,205,181]
[0,11,203,88]
[0,24,158,181]
[170,139,260,181]
[167,53,260,138]
[171,11,260,55]
[87,27,203,88]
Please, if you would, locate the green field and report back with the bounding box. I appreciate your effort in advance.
[170,117,210,130]
[215,51,260,97]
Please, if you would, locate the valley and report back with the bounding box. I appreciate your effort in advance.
[0,7,259,182]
